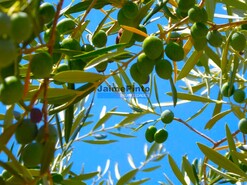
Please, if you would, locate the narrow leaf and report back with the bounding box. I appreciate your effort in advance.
[169,77,177,107]
[82,140,117,144]
[197,143,247,179]
[142,165,161,172]
[182,156,198,185]
[186,103,209,122]
[109,132,135,138]
[205,109,231,129]
[167,92,218,103]
[116,169,138,185]
[225,124,238,165]
[168,155,187,185]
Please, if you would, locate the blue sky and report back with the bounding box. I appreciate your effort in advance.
[0,0,245,184]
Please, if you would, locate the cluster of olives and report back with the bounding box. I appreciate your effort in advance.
[145,110,174,143]
[221,82,246,103]
[15,116,58,167]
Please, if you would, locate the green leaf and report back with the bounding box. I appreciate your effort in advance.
[92,107,117,131]
[204,46,221,68]
[62,179,86,185]
[177,50,203,80]
[3,105,14,129]
[109,132,135,138]
[82,140,117,144]
[0,124,18,152]
[84,51,129,70]
[206,163,239,182]
[65,104,74,143]
[169,77,177,107]
[0,114,4,120]
[231,104,245,119]
[168,155,187,185]
[212,92,222,117]
[145,142,160,160]
[225,124,238,165]
[204,109,231,129]
[197,143,247,179]
[128,178,150,185]
[115,113,143,127]
[153,75,161,109]
[116,169,138,185]
[205,0,216,21]
[76,172,99,180]
[217,0,247,10]
[182,156,198,185]
[53,71,104,83]
[142,165,161,172]
[186,103,209,122]
[167,92,219,103]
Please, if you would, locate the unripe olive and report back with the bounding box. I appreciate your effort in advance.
[0,38,17,68]
[145,126,157,143]
[39,2,55,24]
[21,142,43,167]
[188,6,208,23]
[36,124,58,144]
[0,12,11,36]
[233,89,246,103]
[0,76,23,105]
[161,109,174,124]
[15,119,38,144]
[192,37,207,51]
[117,8,134,26]
[95,61,108,72]
[239,118,247,134]
[155,59,173,79]
[230,32,246,51]
[61,37,81,51]
[178,0,196,13]
[169,32,183,46]
[137,53,155,75]
[142,36,163,60]
[10,12,33,43]
[122,1,139,19]
[165,42,184,61]
[154,129,168,143]
[221,82,235,97]
[206,30,223,47]
[56,18,76,35]
[191,22,209,39]
[30,52,53,79]
[130,63,149,84]
[92,30,107,48]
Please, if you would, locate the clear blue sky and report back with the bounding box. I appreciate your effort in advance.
[0,0,243,184]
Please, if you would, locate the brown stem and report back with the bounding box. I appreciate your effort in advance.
[174,118,216,144]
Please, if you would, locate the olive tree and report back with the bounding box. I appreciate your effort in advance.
[0,0,247,184]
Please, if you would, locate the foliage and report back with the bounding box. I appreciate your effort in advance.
[0,0,247,184]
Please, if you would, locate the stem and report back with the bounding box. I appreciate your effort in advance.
[174,118,216,144]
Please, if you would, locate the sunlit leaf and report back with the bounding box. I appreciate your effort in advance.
[109,132,135,138]
[205,109,231,129]
[168,155,187,185]
[182,156,198,185]
[116,169,138,185]
[82,140,117,144]
[127,153,136,169]
[142,165,161,172]
[128,178,150,185]
[225,124,238,165]
[186,103,209,122]
[198,143,247,179]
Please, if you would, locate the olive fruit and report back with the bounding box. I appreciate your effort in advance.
[15,119,38,144]
[221,82,235,97]
[233,89,246,103]
[239,118,247,134]
[192,37,207,51]
[10,12,33,43]
[191,22,208,39]
[0,63,15,80]
[30,108,42,123]
[0,38,17,68]
[206,30,223,47]
[95,61,108,72]
[133,25,147,42]
[145,126,157,143]
[188,6,208,23]
[69,59,87,70]
[155,59,173,79]
[61,37,81,51]
[241,24,247,30]
[36,124,58,144]
[178,0,195,13]
[230,32,246,51]
[130,63,149,84]
[142,36,163,60]
[39,2,55,24]
[117,8,134,26]
[0,12,11,36]
[122,1,138,19]
[30,52,53,79]
[21,142,43,167]
[136,53,155,75]
[56,18,76,35]
[154,129,168,143]
[92,30,107,48]
[0,76,23,105]
[81,44,95,52]
[161,109,174,124]
[169,32,183,46]
[165,42,184,61]
[44,28,60,44]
